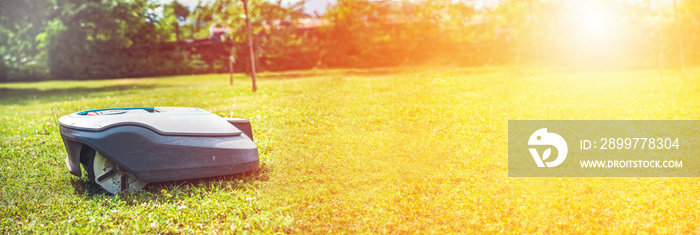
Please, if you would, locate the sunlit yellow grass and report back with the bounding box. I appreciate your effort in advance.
[2,67,700,233]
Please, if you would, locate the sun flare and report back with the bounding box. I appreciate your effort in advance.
[554,0,633,64]
[577,3,619,41]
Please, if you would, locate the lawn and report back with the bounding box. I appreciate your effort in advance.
[2,66,700,233]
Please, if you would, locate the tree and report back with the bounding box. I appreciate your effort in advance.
[190,1,216,39]
[42,0,205,79]
[0,0,54,80]
[168,0,190,42]
[212,0,309,72]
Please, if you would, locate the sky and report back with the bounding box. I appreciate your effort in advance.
[299,0,337,15]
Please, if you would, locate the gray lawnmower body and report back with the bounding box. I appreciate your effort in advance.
[58,107,259,185]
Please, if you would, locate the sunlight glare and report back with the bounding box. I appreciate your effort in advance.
[555,0,631,65]
[579,5,616,41]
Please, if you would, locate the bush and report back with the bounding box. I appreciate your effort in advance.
[0,60,7,81]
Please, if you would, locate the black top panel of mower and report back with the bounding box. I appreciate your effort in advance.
[58,107,242,137]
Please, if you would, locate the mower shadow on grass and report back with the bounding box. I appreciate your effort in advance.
[0,84,163,105]
[70,162,272,198]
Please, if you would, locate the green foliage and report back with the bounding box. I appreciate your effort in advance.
[190,2,216,39]
[317,1,481,67]
[212,0,313,72]
[0,60,8,81]
[43,0,195,80]
[2,0,700,80]
[1,0,210,81]
[0,0,54,80]
[162,1,190,42]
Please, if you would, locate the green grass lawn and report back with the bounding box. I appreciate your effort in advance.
[2,66,700,233]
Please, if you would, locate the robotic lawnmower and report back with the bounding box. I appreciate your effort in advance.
[58,107,259,194]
